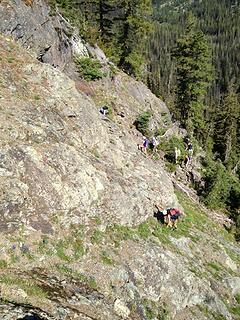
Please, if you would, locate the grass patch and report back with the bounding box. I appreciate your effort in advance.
[165,161,177,173]
[0,260,8,269]
[56,263,72,275]
[235,294,240,304]
[157,190,233,251]
[101,251,114,265]
[56,264,98,290]
[91,147,100,159]
[72,240,86,260]
[91,216,102,226]
[33,94,40,101]
[105,218,180,250]
[152,223,182,251]
[37,238,54,256]
[207,262,221,272]
[160,112,172,126]
[188,233,201,243]
[91,229,104,244]
[143,299,170,320]
[7,56,15,63]
[55,239,72,262]
[106,224,135,247]
[231,305,240,317]
[70,224,85,238]
[78,273,98,290]
[224,248,240,264]
[175,189,214,233]
[23,252,35,261]
[226,293,240,318]
[207,261,223,280]
[137,222,152,239]
[197,305,226,319]
[10,254,20,264]
[0,274,47,298]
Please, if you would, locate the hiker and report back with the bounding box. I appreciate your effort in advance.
[184,155,191,167]
[166,207,184,229]
[186,141,193,158]
[138,136,149,154]
[174,147,181,164]
[154,204,165,224]
[99,105,109,116]
[152,136,159,152]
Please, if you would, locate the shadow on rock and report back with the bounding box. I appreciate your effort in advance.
[18,315,44,320]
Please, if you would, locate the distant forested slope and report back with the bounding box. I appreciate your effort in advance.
[147,0,240,105]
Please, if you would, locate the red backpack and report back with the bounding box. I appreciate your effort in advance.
[169,208,181,216]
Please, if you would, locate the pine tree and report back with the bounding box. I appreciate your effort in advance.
[214,87,240,171]
[172,13,213,137]
[117,0,153,76]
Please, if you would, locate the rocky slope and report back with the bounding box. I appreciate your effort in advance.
[0,1,240,319]
[0,0,72,70]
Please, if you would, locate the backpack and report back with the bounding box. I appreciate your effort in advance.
[168,208,180,216]
[188,143,193,150]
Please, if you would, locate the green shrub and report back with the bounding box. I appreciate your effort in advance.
[207,261,221,272]
[165,162,177,173]
[134,111,152,136]
[108,62,118,78]
[160,112,171,126]
[202,160,232,209]
[75,57,104,81]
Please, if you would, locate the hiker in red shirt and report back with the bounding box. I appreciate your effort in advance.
[166,208,184,229]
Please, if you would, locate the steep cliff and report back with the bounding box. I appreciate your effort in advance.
[0,1,240,320]
[0,0,72,69]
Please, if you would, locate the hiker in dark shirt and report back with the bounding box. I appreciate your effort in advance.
[138,136,150,154]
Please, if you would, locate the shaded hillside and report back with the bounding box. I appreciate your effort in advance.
[148,0,240,104]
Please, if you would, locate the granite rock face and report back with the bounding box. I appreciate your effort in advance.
[0,0,72,69]
[0,34,178,232]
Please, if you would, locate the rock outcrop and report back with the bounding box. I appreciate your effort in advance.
[0,34,177,232]
[0,0,72,69]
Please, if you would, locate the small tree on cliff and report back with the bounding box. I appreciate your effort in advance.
[172,13,213,138]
